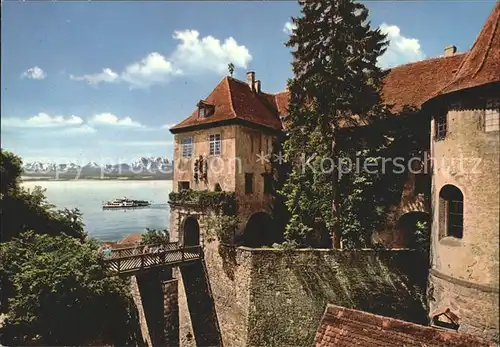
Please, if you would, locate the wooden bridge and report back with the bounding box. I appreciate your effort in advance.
[103,242,201,274]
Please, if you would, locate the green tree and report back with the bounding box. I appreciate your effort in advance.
[280,0,388,248]
[0,149,86,242]
[140,228,170,245]
[0,149,137,345]
[0,232,136,346]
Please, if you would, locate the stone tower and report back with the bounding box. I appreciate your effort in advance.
[425,2,500,342]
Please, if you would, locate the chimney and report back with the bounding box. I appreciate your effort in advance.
[254,80,261,93]
[246,71,255,91]
[444,45,457,57]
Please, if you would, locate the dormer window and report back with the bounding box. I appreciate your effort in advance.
[197,100,214,119]
[199,107,207,118]
[435,111,447,141]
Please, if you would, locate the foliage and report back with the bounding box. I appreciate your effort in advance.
[0,149,135,345]
[0,149,86,243]
[279,0,389,247]
[267,136,292,241]
[204,214,240,244]
[334,118,428,248]
[414,220,430,252]
[140,228,170,245]
[169,189,237,215]
[0,232,135,346]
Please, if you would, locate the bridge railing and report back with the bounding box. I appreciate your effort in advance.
[109,242,180,259]
[104,244,201,273]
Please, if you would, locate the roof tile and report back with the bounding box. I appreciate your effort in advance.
[314,304,496,347]
[438,2,500,95]
[170,77,281,132]
[170,4,499,132]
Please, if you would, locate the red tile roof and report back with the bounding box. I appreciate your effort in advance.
[170,77,282,132]
[170,55,465,133]
[314,304,496,347]
[118,233,143,245]
[170,4,498,133]
[437,2,500,96]
[381,54,466,113]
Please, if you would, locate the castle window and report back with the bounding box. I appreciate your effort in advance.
[181,137,193,157]
[439,185,463,239]
[435,112,447,141]
[484,98,499,132]
[178,181,190,191]
[263,173,273,194]
[199,107,207,118]
[197,100,214,119]
[209,134,221,155]
[245,173,254,194]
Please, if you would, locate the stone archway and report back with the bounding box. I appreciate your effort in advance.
[241,212,279,248]
[183,216,200,246]
[396,211,430,249]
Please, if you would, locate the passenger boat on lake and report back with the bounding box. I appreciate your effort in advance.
[102,197,151,209]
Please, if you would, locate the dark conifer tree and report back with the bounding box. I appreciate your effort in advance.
[281,0,388,248]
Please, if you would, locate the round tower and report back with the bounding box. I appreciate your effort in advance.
[425,2,500,342]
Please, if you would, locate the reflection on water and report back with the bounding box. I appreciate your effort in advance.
[21,180,173,241]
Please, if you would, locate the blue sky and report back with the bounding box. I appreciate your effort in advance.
[1,1,496,165]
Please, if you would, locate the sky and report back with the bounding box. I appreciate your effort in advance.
[1,1,496,165]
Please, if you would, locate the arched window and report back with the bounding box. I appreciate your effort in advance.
[439,185,464,239]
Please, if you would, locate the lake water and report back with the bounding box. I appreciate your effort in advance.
[21,180,173,241]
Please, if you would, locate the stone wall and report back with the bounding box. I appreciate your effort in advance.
[199,242,428,347]
[428,89,499,343]
[429,271,499,342]
[172,125,238,193]
[234,126,275,228]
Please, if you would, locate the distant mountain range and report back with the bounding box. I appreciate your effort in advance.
[22,157,173,180]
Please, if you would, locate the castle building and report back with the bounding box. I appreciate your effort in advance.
[169,2,499,342]
[423,3,499,341]
[169,72,288,247]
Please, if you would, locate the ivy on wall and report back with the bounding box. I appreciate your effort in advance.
[169,189,237,216]
[169,189,239,245]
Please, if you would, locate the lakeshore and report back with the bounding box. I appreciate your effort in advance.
[21,180,173,241]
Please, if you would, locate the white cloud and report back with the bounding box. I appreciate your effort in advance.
[160,123,176,129]
[283,21,297,35]
[89,113,144,127]
[69,68,119,85]
[69,29,251,88]
[2,113,83,128]
[63,125,97,135]
[170,30,252,74]
[21,66,47,80]
[378,23,425,69]
[121,53,182,88]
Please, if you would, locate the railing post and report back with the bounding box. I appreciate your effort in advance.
[141,253,144,268]
[182,247,185,262]
[117,258,121,273]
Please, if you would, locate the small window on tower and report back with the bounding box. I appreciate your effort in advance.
[263,173,273,194]
[245,173,254,194]
[435,112,447,141]
[181,137,193,157]
[209,134,221,155]
[484,99,500,132]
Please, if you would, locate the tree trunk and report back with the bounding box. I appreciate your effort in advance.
[331,123,341,249]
